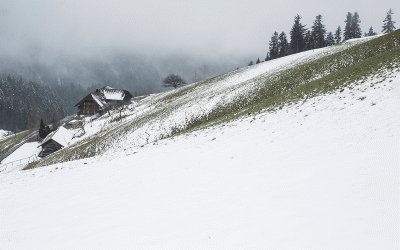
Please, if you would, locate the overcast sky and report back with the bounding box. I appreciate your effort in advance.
[0,0,398,63]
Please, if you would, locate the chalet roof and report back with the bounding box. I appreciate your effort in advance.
[38,127,74,148]
[74,86,133,107]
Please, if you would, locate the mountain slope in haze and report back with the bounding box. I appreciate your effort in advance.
[26,31,400,169]
[1,46,399,249]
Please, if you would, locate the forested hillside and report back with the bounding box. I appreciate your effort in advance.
[0,76,71,132]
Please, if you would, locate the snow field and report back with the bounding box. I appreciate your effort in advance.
[0,70,398,249]
[0,130,13,140]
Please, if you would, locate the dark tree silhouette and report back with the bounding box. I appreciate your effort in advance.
[365,26,377,37]
[290,14,307,53]
[382,8,396,34]
[278,32,289,57]
[326,32,335,46]
[269,31,279,59]
[162,74,187,89]
[311,14,326,49]
[334,26,342,44]
[351,12,362,38]
[344,12,353,40]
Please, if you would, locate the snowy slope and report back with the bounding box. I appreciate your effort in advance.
[0,63,399,249]
[0,130,13,140]
[25,35,384,169]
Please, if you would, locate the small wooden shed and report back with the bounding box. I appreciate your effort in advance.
[38,127,73,157]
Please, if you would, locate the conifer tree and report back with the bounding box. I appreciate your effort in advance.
[45,125,51,137]
[304,30,313,50]
[39,119,47,139]
[326,32,335,46]
[365,26,377,37]
[382,8,396,33]
[278,32,289,57]
[265,53,270,61]
[269,31,279,60]
[290,14,306,53]
[344,12,353,40]
[248,61,254,66]
[311,14,326,48]
[334,26,342,44]
[256,58,260,64]
[351,12,362,38]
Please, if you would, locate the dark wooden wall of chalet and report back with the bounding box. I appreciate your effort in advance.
[78,100,100,116]
[42,139,63,150]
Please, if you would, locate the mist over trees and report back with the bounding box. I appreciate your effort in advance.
[0,50,248,131]
[0,50,244,99]
[1,6,397,132]
[0,75,68,132]
[259,9,397,64]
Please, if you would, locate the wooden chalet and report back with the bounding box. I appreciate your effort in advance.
[37,127,73,157]
[74,86,133,116]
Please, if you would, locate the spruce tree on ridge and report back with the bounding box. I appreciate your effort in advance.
[269,31,279,60]
[326,32,335,46]
[344,12,353,40]
[278,32,289,57]
[365,26,377,37]
[351,12,362,38]
[311,14,326,49]
[334,26,342,44]
[382,8,396,33]
[290,14,306,53]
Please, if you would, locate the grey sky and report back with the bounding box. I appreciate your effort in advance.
[0,0,398,63]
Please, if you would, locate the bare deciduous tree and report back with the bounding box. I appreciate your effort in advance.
[163,74,187,89]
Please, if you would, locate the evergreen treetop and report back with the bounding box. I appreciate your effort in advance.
[344,12,353,40]
[365,26,377,37]
[269,31,280,60]
[278,32,289,57]
[334,26,342,44]
[311,14,326,49]
[290,14,306,53]
[326,32,335,46]
[351,12,362,38]
[382,8,396,33]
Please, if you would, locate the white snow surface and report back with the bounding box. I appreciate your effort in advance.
[0,142,41,165]
[0,72,399,249]
[0,129,13,140]
[103,90,125,101]
[51,126,75,147]
[0,142,41,173]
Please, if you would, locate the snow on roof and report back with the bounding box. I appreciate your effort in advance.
[51,127,74,147]
[39,127,74,148]
[102,89,125,101]
[91,93,105,107]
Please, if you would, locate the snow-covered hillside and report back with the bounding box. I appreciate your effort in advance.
[0,129,13,140]
[0,34,399,249]
[24,35,389,168]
